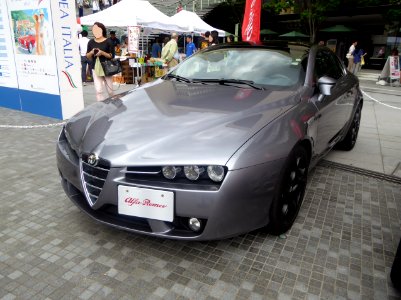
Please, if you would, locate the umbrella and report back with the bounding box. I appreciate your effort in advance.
[279,31,309,38]
[260,29,278,35]
[320,25,355,32]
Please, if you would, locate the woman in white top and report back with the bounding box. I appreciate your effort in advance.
[346,41,357,72]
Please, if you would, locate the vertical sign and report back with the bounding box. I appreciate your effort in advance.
[127,26,140,54]
[0,0,83,120]
[241,0,261,43]
[52,0,84,119]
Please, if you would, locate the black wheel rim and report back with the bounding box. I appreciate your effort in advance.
[279,152,308,226]
[350,106,361,145]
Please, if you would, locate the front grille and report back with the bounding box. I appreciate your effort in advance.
[80,155,110,206]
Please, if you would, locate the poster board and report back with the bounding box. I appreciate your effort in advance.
[389,56,400,81]
[0,0,84,120]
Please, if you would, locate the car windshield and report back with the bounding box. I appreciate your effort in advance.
[172,47,306,88]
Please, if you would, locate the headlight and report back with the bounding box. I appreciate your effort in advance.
[162,166,180,179]
[184,165,203,181]
[58,126,66,142]
[207,165,225,182]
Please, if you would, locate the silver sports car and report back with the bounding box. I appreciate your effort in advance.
[57,42,363,240]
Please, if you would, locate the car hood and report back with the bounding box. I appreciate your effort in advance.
[66,80,298,166]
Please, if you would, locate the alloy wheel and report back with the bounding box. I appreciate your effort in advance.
[279,152,308,226]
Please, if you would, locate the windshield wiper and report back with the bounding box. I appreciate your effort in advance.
[165,73,193,83]
[193,78,264,90]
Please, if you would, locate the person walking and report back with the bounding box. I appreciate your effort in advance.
[161,32,179,69]
[78,30,90,85]
[86,22,115,101]
[346,41,357,72]
[185,36,196,58]
[352,46,366,75]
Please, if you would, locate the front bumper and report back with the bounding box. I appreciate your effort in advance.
[56,139,285,240]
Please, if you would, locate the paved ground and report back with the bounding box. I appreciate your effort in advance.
[0,71,400,299]
[326,69,401,177]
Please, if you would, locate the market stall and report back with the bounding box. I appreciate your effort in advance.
[80,0,185,32]
[170,10,225,37]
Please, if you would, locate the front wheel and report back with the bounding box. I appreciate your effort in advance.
[268,145,310,235]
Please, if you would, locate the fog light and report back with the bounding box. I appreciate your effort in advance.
[188,218,201,231]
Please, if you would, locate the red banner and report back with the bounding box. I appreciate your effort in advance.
[241,0,261,43]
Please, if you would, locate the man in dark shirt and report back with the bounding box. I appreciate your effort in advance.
[109,31,120,48]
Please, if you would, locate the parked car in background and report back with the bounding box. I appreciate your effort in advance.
[18,34,35,53]
[57,41,363,240]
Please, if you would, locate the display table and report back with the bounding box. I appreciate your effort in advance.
[118,59,167,84]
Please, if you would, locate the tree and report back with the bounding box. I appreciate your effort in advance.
[386,0,401,39]
[203,0,246,34]
[264,0,340,43]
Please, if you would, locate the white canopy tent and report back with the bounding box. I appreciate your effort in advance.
[80,0,186,32]
[170,10,225,37]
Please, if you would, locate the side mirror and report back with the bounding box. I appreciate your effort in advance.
[317,76,336,97]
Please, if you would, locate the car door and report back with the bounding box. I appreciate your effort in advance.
[313,50,352,155]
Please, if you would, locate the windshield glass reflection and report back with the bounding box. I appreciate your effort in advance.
[173,48,305,88]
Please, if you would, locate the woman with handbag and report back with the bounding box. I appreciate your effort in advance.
[352,46,366,75]
[86,22,115,101]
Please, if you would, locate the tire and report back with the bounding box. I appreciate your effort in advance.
[336,103,362,151]
[268,145,310,235]
[28,43,33,53]
[391,237,401,291]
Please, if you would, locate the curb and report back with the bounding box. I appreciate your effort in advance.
[320,160,401,185]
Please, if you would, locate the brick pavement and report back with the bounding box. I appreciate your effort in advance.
[0,106,400,299]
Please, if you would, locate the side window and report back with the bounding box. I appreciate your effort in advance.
[315,50,345,80]
[315,51,330,79]
[327,52,345,79]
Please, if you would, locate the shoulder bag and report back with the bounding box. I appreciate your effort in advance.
[100,59,122,76]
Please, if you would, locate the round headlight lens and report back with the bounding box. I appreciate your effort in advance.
[184,165,201,181]
[207,165,225,182]
[162,166,177,179]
